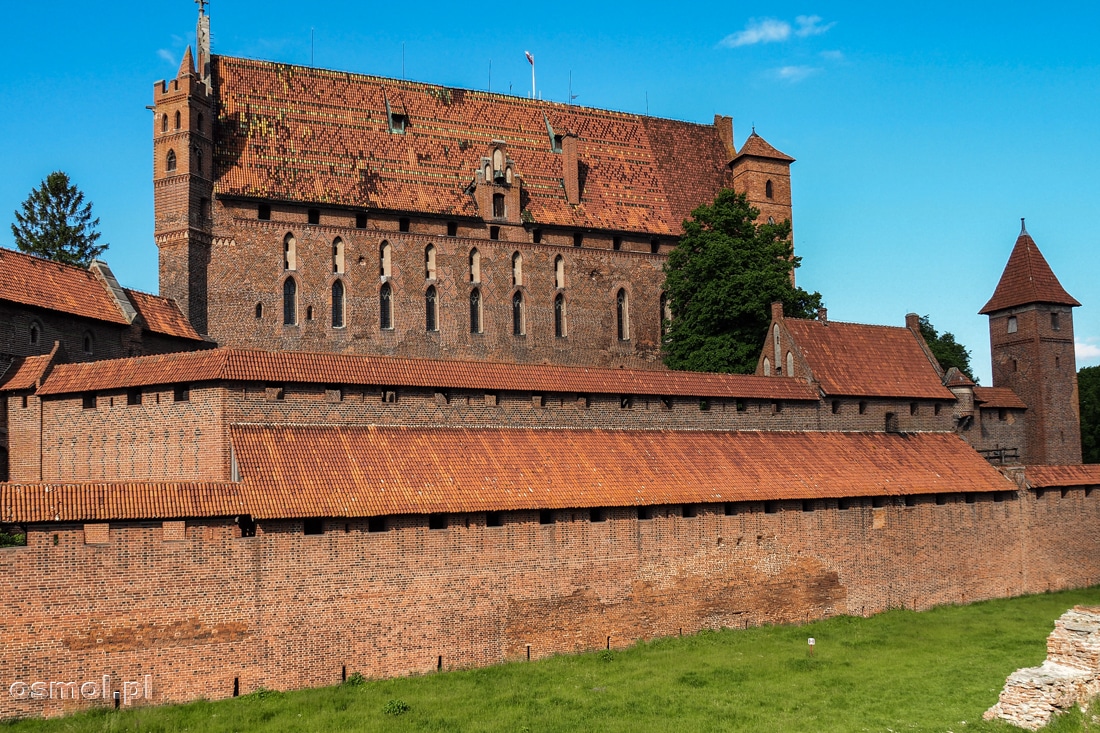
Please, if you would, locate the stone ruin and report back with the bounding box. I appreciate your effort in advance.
[984,606,1100,730]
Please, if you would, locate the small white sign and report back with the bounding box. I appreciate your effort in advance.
[807,637,816,646]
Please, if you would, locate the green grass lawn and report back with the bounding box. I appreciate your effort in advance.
[6,587,1100,732]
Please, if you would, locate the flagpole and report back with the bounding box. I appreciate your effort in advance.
[531,57,536,99]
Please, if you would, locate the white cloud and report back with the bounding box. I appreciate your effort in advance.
[820,49,845,61]
[775,65,821,82]
[1077,339,1100,362]
[157,48,177,65]
[720,18,791,48]
[795,15,836,38]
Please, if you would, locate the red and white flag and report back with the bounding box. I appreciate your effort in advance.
[525,51,534,65]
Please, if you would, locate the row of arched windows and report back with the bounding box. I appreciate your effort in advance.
[159,110,204,133]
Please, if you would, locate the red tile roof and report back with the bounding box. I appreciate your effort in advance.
[0,355,53,391]
[0,247,129,325]
[124,289,203,341]
[980,233,1080,314]
[973,386,1026,409]
[1024,464,1100,488]
[732,131,794,162]
[228,426,1012,519]
[35,348,821,400]
[212,56,732,235]
[0,482,246,523]
[783,319,954,399]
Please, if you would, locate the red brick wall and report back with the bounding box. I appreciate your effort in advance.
[2,486,1098,719]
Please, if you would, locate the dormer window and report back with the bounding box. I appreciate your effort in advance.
[552,134,563,153]
[389,112,408,134]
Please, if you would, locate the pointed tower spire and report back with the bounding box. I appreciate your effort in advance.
[177,45,196,79]
[195,0,212,93]
[980,225,1079,314]
[1020,217,1028,236]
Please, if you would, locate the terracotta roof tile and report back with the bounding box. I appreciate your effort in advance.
[1024,464,1100,488]
[0,354,53,391]
[943,367,976,388]
[980,233,1080,314]
[973,386,1026,409]
[37,348,820,400]
[212,56,732,235]
[0,482,245,523]
[229,426,1012,518]
[783,319,953,399]
[732,131,794,162]
[124,289,204,341]
[0,247,128,324]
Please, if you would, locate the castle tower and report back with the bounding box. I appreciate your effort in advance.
[152,6,214,333]
[980,221,1082,464]
[729,130,795,231]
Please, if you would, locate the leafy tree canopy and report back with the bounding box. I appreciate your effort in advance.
[662,189,822,373]
[11,171,107,267]
[918,315,975,382]
[1079,365,1100,464]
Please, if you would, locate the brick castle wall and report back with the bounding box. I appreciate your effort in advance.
[2,486,1098,719]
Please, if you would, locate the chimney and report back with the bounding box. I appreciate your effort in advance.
[562,134,580,205]
[817,307,827,323]
[771,301,784,321]
[905,312,921,333]
[714,115,736,159]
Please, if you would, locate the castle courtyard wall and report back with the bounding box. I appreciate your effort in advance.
[2,485,1098,718]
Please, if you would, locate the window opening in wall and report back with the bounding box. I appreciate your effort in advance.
[306,305,314,321]
[554,255,565,288]
[699,398,710,411]
[786,351,794,377]
[258,204,271,220]
[904,496,916,507]
[838,498,852,510]
[82,332,94,355]
[554,294,566,338]
[379,282,393,329]
[1051,311,1060,330]
[236,515,256,538]
[532,228,542,244]
[1007,315,1017,333]
[573,232,583,248]
[331,280,345,328]
[21,395,28,408]
[539,510,554,525]
[469,249,481,282]
[934,403,942,416]
[486,511,503,527]
[447,221,458,236]
[993,492,1006,503]
[831,400,840,414]
[616,289,630,340]
[910,402,918,416]
[724,502,736,516]
[127,389,142,406]
[399,217,410,232]
[381,388,397,403]
[998,408,1007,421]
[872,497,886,508]
[802,500,814,512]
[308,208,320,225]
[638,506,653,520]
[682,505,697,518]
[1055,356,1061,370]
[470,288,482,334]
[511,252,522,285]
[175,110,181,129]
[303,518,324,535]
[197,113,204,132]
[936,494,948,505]
[200,197,211,220]
[29,322,40,345]
[612,236,622,251]
[367,516,386,532]
[161,114,168,133]
[965,493,976,504]
[379,241,392,277]
[590,508,606,522]
[492,193,505,219]
[166,149,177,172]
[660,396,673,410]
[858,400,867,415]
[283,278,298,325]
[284,233,297,270]
[1012,359,1018,372]
[267,384,286,401]
[490,225,500,240]
[736,399,746,412]
[763,357,771,376]
[428,514,447,530]
[651,239,660,254]
[620,395,634,409]
[0,523,27,547]
[764,501,779,514]
[355,212,367,229]
[885,411,898,432]
[82,393,96,410]
[512,291,525,335]
[425,244,436,279]
[765,179,774,199]
[333,238,345,274]
[772,401,783,413]
[425,286,438,332]
[193,146,203,175]
[174,385,190,402]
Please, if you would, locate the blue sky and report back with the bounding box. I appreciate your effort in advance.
[1,1,1098,382]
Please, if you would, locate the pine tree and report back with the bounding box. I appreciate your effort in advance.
[662,189,822,373]
[11,171,107,267]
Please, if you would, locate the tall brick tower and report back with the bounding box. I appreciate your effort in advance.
[980,221,1082,464]
[729,130,795,230]
[152,6,214,333]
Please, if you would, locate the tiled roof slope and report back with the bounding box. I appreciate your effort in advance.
[980,233,1080,314]
[732,131,794,162]
[973,386,1027,409]
[0,247,128,324]
[211,56,732,235]
[1024,464,1100,488]
[35,348,820,400]
[0,355,53,391]
[784,319,954,399]
[0,482,246,523]
[123,289,203,341]
[230,426,1012,518]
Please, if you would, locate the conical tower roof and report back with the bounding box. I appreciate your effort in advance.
[178,46,196,78]
[979,223,1079,314]
[732,131,794,162]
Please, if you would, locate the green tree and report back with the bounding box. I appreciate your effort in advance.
[11,171,107,267]
[662,190,822,373]
[918,315,975,382]
[1079,365,1100,463]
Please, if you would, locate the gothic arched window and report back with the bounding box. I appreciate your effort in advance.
[470,288,482,334]
[469,248,481,283]
[554,294,566,338]
[166,149,177,172]
[283,278,298,325]
[512,292,525,336]
[379,282,393,329]
[616,289,629,341]
[425,285,438,331]
[379,241,392,278]
[332,280,345,328]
